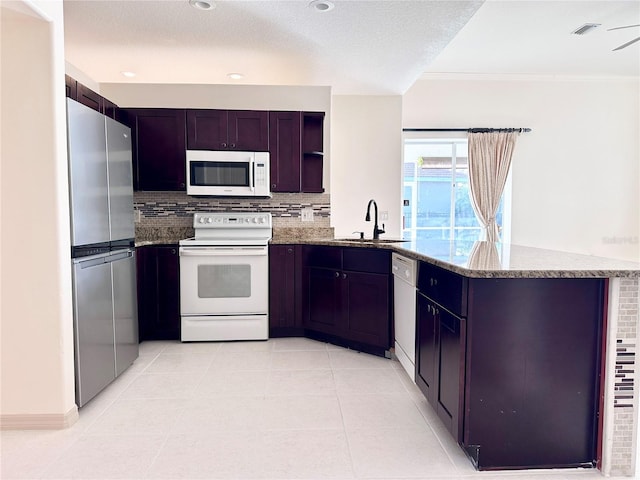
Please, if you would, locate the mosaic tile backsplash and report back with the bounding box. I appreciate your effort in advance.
[611,278,639,476]
[134,191,332,242]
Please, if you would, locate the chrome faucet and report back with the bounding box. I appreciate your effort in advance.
[365,199,385,240]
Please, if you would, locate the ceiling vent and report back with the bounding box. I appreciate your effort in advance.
[571,23,601,35]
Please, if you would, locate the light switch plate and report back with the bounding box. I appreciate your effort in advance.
[301,208,314,222]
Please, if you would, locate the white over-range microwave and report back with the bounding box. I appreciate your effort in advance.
[186,150,271,197]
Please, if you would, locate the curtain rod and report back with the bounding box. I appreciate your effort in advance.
[403,128,531,133]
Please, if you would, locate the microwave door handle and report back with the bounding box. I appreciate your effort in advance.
[249,160,255,192]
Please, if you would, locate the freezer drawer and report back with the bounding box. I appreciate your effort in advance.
[112,251,139,376]
[72,255,116,407]
[72,250,139,407]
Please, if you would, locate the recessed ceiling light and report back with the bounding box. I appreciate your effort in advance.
[227,73,244,80]
[189,0,215,11]
[121,71,136,78]
[309,0,334,13]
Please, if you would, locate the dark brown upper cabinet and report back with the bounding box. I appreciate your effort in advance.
[269,111,302,192]
[125,108,187,191]
[65,75,77,100]
[302,112,325,193]
[65,74,120,119]
[76,83,103,113]
[186,109,269,151]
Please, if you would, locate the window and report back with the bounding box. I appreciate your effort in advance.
[402,134,508,254]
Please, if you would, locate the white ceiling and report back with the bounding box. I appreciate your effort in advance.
[63,0,640,95]
[424,0,640,78]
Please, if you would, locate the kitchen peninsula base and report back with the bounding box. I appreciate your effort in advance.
[268,238,639,476]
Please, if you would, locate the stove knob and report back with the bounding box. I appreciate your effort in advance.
[207,217,213,224]
[259,217,265,224]
[199,217,205,224]
[253,218,258,223]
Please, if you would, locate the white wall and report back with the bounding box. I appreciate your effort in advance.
[330,96,402,239]
[1,0,77,424]
[403,75,640,262]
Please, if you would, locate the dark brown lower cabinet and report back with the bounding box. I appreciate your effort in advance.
[136,245,181,341]
[268,245,303,336]
[416,292,465,440]
[302,246,391,356]
[416,267,605,471]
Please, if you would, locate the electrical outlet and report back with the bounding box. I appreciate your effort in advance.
[134,209,141,223]
[301,208,314,222]
[380,211,389,221]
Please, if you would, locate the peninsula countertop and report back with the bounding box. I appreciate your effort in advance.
[270,237,640,279]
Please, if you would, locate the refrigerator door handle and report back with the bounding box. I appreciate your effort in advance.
[108,250,134,262]
[76,255,108,268]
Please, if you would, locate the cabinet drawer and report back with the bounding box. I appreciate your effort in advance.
[343,247,390,274]
[302,245,341,269]
[417,262,467,317]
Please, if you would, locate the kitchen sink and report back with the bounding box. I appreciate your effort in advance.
[336,238,410,244]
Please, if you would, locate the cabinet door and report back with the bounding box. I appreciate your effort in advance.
[137,246,181,341]
[269,245,301,335]
[269,111,301,192]
[186,109,229,150]
[418,262,467,317]
[229,110,269,151]
[305,267,343,336]
[416,293,437,404]
[129,109,187,191]
[76,83,103,113]
[437,307,465,441]
[343,270,390,349]
[102,98,118,120]
[65,74,77,100]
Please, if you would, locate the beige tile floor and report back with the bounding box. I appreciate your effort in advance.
[0,338,627,479]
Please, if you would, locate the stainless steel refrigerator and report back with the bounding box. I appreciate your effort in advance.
[67,99,138,407]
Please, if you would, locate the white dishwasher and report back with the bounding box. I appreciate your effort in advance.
[392,253,417,381]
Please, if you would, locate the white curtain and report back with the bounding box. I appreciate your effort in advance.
[467,131,519,243]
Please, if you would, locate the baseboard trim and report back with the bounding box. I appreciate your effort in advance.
[0,406,79,430]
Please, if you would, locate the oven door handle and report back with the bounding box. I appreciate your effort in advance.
[179,247,268,257]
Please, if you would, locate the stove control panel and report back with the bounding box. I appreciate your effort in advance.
[193,212,272,229]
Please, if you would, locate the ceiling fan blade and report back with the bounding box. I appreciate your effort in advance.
[613,36,640,51]
[607,24,640,31]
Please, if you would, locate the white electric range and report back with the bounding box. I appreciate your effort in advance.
[179,212,272,341]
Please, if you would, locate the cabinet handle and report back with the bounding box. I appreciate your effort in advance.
[342,273,347,279]
[171,248,176,254]
[230,143,236,148]
[221,142,227,148]
[272,184,277,189]
[430,277,438,286]
[287,248,293,254]
[335,272,340,278]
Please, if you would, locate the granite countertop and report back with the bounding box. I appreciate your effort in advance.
[272,237,640,279]
[136,224,640,278]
